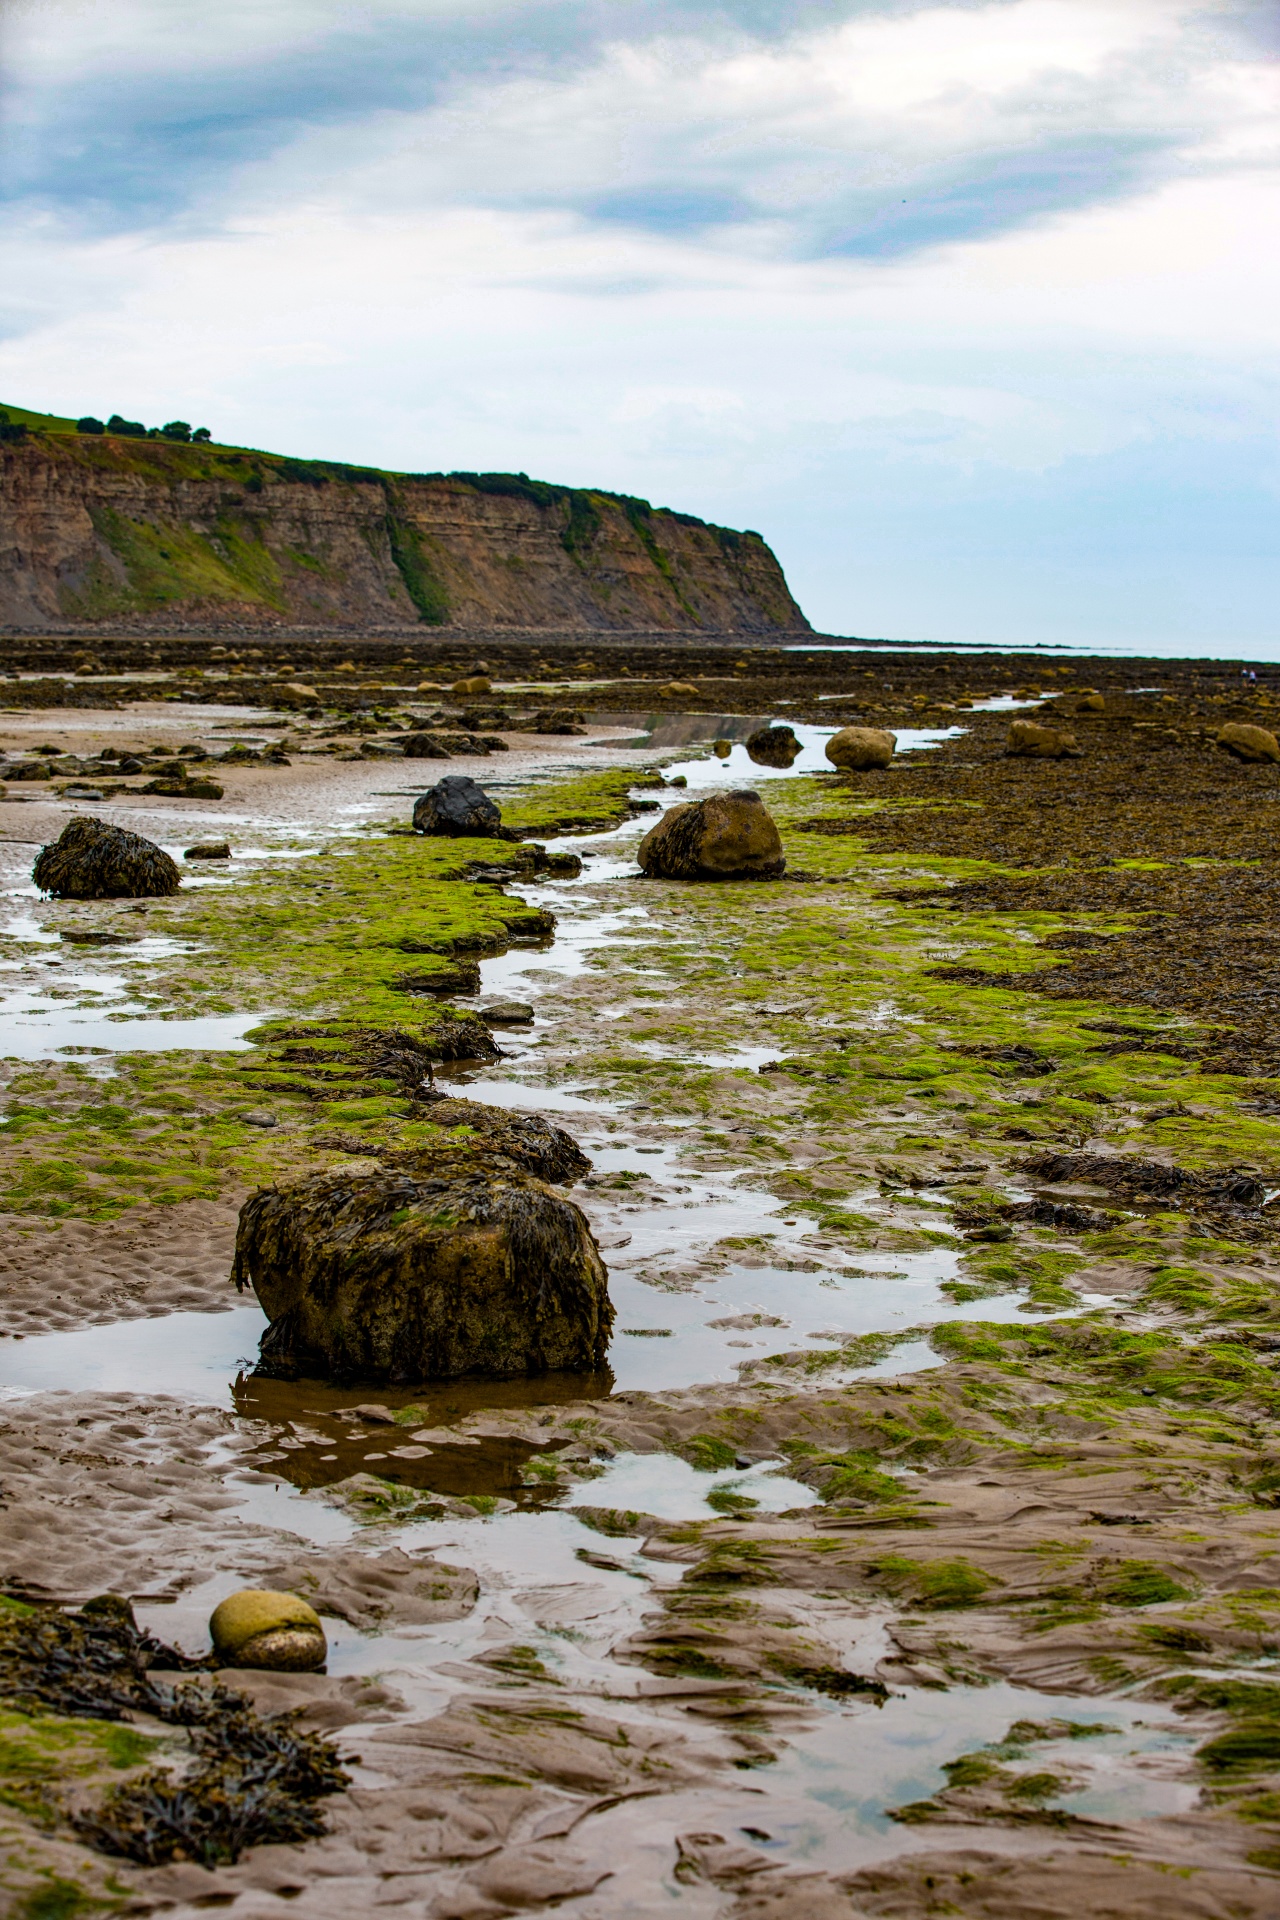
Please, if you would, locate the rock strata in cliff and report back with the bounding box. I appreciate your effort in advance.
[0,404,808,633]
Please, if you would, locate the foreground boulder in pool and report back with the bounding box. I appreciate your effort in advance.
[1217,722,1280,764]
[234,1153,613,1382]
[33,817,180,899]
[745,724,799,768]
[825,726,896,772]
[412,774,505,837]
[209,1590,326,1671]
[1006,720,1079,759]
[637,790,785,881]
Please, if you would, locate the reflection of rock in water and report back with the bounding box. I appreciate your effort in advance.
[745,723,799,768]
[235,1152,612,1383]
[638,790,785,881]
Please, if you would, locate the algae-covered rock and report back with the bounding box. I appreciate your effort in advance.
[745,724,799,769]
[404,1098,590,1183]
[412,775,503,837]
[1006,720,1079,759]
[825,726,896,771]
[233,1153,613,1383]
[184,840,231,861]
[209,1590,327,1671]
[33,817,180,899]
[1217,722,1280,764]
[637,790,784,881]
[451,675,491,696]
[712,739,732,759]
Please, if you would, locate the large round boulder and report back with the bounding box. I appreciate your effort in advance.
[745,725,799,769]
[825,726,896,771]
[33,817,180,900]
[1217,723,1279,764]
[1006,720,1079,759]
[637,790,785,881]
[413,775,503,837]
[233,1153,613,1383]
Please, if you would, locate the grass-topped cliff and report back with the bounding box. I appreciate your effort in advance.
[0,402,809,634]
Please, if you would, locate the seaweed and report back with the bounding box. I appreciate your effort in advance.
[32,819,179,901]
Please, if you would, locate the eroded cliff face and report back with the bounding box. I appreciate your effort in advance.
[0,432,808,632]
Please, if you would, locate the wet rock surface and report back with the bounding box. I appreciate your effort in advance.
[825,724,896,770]
[32,816,181,898]
[638,788,786,880]
[412,773,504,837]
[233,1154,613,1382]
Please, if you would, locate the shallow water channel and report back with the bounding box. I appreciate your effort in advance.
[1,720,1176,1893]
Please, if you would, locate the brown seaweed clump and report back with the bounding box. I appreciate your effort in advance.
[0,1592,200,1722]
[32,817,180,899]
[396,1098,591,1184]
[233,1152,613,1383]
[638,790,785,881]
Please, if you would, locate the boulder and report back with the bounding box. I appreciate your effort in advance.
[33,817,180,900]
[209,1590,326,1671]
[184,840,231,861]
[745,725,800,769]
[1217,722,1279,763]
[1006,720,1079,759]
[712,739,732,759]
[402,733,451,759]
[412,774,503,837]
[532,709,586,735]
[451,675,492,696]
[637,790,785,881]
[825,726,896,771]
[233,1153,613,1383]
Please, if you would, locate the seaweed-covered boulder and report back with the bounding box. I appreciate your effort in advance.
[233,1154,613,1383]
[403,1099,590,1183]
[33,817,180,900]
[1218,722,1280,764]
[825,726,896,771]
[413,774,503,837]
[209,1590,326,1672]
[637,790,784,881]
[422,1009,503,1060]
[745,725,799,769]
[1006,720,1079,759]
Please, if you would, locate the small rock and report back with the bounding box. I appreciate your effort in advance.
[745,724,799,769]
[666,774,687,787]
[825,726,896,771]
[412,774,503,837]
[1217,722,1280,763]
[451,674,491,696]
[209,1589,326,1672]
[1006,720,1079,759]
[184,840,231,861]
[637,789,785,881]
[402,733,452,759]
[480,1001,535,1024]
[350,1403,397,1424]
[712,739,732,759]
[62,785,104,800]
[60,927,141,946]
[33,817,181,900]
[1077,691,1106,713]
[657,681,700,698]
[244,1110,278,1128]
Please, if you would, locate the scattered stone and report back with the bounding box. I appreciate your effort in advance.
[234,1153,613,1382]
[825,726,896,771]
[208,1590,327,1671]
[713,739,733,758]
[62,785,104,800]
[1217,722,1280,763]
[184,840,231,861]
[637,789,785,881]
[657,681,700,698]
[401,733,451,758]
[412,773,504,837]
[60,927,141,945]
[33,817,181,899]
[451,674,491,696]
[349,1403,397,1424]
[745,724,800,768]
[531,708,586,735]
[1006,720,1079,759]
[480,1001,535,1024]
[243,1110,278,1128]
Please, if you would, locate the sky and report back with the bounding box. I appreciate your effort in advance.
[0,0,1277,654]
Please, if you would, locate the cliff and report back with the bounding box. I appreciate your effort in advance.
[0,405,808,633]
